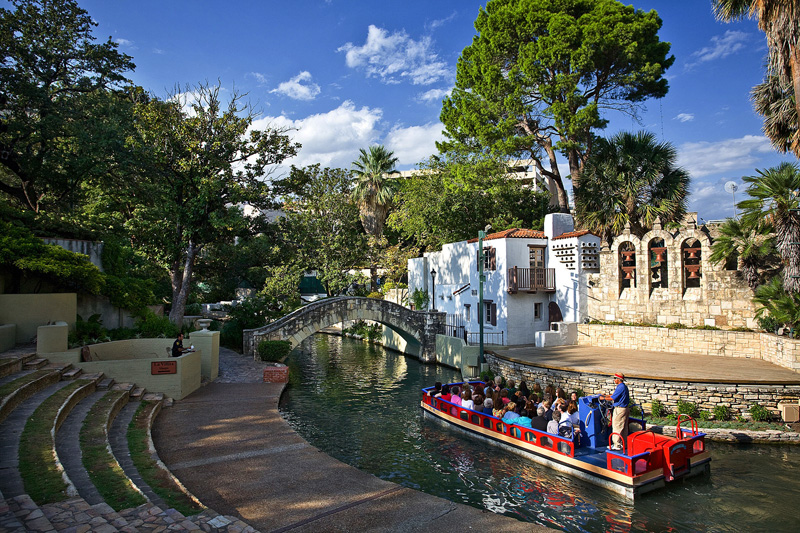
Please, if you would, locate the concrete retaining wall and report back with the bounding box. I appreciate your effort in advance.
[0,324,15,352]
[435,335,480,378]
[0,293,76,343]
[576,324,800,372]
[487,353,800,420]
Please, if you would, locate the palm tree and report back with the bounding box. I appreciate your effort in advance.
[713,0,800,156]
[574,131,690,243]
[739,162,800,293]
[709,217,777,290]
[752,73,797,154]
[351,145,399,238]
[753,276,800,334]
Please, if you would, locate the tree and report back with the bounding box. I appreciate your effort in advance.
[125,83,299,326]
[573,131,690,243]
[275,164,368,296]
[0,0,135,212]
[439,0,673,211]
[713,0,800,156]
[709,217,777,290]
[388,153,550,251]
[738,162,800,293]
[751,73,797,154]
[351,145,399,238]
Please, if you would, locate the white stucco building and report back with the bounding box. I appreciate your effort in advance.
[408,214,600,346]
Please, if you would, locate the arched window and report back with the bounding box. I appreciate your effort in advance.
[619,242,636,293]
[649,238,668,290]
[682,239,702,289]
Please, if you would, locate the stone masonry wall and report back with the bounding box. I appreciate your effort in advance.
[486,353,800,419]
[587,220,758,329]
[576,324,800,372]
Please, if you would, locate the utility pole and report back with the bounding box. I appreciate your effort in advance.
[478,225,490,368]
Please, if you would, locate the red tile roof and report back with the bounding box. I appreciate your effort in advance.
[467,228,545,243]
[552,229,597,240]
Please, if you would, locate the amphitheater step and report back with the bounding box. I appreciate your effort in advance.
[0,368,64,424]
[5,494,57,532]
[142,392,164,402]
[0,380,73,498]
[61,367,82,380]
[54,389,108,505]
[97,377,115,390]
[23,358,48,370]
[112,382,135,394]
[130,386,145,399]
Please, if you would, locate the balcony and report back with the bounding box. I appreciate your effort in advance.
[507,266,556,293]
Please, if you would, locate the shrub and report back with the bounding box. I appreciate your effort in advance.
[676,400,699,418]
[757,315,781,333]
[665,322,686,329]
[410,289,429,310]
[135,309,179,338]
[699,411,712,421]
[650,399,666,418]
[749,403,772,422]
[69,314,108,347]
[366,291,384,299]
[713,405,731,421]
[257,340,292,362]
[184,302,202,315]
[479,369,495,383]
[630,404,642,417]
[695,325,720,330]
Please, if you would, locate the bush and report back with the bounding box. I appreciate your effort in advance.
[630,404,642,417]
[366,291,384,299]
[650,399,666,418]
[713,405,731,421]
[749,403,772,422]
[135,309,179,338]
[676,400,699,418]
[699,411,712,421]
[757,315,781,333]
[257,340,292,362]
[185,302,202,315]
[479,369,495,383]
[69,314,109,347]
[410,289,429,310]
[665,322,686,329]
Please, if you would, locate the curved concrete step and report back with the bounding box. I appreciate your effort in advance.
[54,389,107,505]
[0,380,72,498]
[0,368,64,424]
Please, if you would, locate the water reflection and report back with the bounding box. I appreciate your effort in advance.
[279,334,800,533]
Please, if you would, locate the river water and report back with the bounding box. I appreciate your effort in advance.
[279,334,799,532]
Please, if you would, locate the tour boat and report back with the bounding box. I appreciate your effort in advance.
[421,382,711,499]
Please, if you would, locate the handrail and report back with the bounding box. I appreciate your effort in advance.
[676,414,698,439]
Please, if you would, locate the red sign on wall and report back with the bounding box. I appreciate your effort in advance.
[151,361,177,375]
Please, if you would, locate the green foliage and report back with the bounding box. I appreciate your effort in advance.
[343,320,382,342]
[749,403,773,422]
[676,400,700,418]
[439,0,673,211]
[665,322,687,329]
[479,369,495,384]
[699,410,712,421]
[650,399,667,418]
[69,314,109,347]
[351,145,399,238]
[220,297,282,351]
[184,303,202,316]
[257,340,292,362]
[754,277,800,333]
[630,404,642,418]
[410,289,429,311]
[713,405,731,421]
[757,315,782,333]
[708,217,777,290]
[367,291,384,299]
[135,309,179,339]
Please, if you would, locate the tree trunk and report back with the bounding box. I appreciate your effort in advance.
[541,140,569,212]
[168,241,198,327]
[778,218,800,293]
[790,43,800,156]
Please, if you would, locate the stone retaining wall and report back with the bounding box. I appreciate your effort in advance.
[487,353,800,419]
[650,424,800,444]
[576,324,800,372]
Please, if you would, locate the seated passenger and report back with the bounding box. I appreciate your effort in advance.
[566,400,580,426]
[439,384,452,402]
[547,410,562,435]
[506,379,517,397]
[430,382,442,397]
[500,389,511,405]
[532,382,543,399]
[531,406,548,431]
[482,398,494,415]
[450,386,462,406]
[542,399,553,422]
[518,380,530,400]
[570,391,579,403]
[461,390,474,410]
[472,393,484,409]
[515,409,532,428]
[503,402,519,421]
[556,387,567,401]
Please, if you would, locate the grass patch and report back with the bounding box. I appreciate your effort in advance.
[19,380,84,504]
[0,369,56,400]
[128,402,204,516]
[80,391,147,511]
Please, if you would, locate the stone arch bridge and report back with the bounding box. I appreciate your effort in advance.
[243,297,445,363]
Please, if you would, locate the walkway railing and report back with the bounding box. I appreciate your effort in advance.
[465,331,505,346]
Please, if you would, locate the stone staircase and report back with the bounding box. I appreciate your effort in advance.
[0,349,257,532]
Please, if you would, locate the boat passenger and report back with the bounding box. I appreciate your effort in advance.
[507,379,517,397]
[493,404,506,418]
[430,382,442,397]
[515,409,532,428]
[547,410,562,435]
[518,380,530,399]
[542,399,553,422]
[566,400,580,426]
[439,384,452,402]
[531,405,548,431]
[482,398,494,415]
[556,387,566,401]
[570,391,579,403]
[450,386,462,406]
[500,389,511,405]
[544,384,555,400]
[532,382,543,398]
[461,390,474,410]
[503,402,519,422]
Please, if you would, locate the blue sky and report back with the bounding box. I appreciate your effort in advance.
[73,0,797,221]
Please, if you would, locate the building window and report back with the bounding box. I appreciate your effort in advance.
[483,300,497,326]
[534,302,542,320]
[465,304,471,322]
[529,246,545,268]
[477,246,497,271]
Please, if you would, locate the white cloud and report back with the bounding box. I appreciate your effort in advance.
[115,38,134,47]
[385,123,445,166]
[677,135,774,178]
[429,12,457,31]
[674,113,695,123]
[152,48,165,55]
[418,88,451,103]
[248,72,269,86]
[270,71,321,101]
[253,101,383,170]
[687,30,751,68]
[338,25,450,85]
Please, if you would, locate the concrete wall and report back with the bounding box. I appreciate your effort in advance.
[380,326,421,357]
[435,334,480,378]
[0,324,16,352]
[43,238,104,271]
[191,329,220,380]
[576,323,800,372]
[0,293,76,343]
[37,323,69,353]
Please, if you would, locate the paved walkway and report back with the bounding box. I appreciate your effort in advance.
[153,348,550,532]
[489,344,800,384]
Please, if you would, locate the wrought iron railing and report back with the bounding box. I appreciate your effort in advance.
[507,267,556,293]
[465,331,505,346]
[443,313,466,339]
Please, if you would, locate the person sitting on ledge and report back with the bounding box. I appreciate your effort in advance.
[531,405,548,432]
[172,333,189,357]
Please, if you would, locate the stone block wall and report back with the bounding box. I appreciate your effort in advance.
[487,353,800,419]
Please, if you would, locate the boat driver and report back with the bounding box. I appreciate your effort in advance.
[603,372,630,451]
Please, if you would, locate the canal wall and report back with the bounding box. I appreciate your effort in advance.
[576,324,800,373]
[486,353,800,420]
